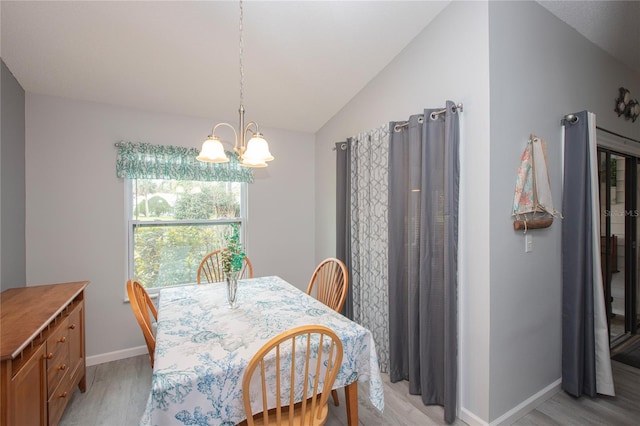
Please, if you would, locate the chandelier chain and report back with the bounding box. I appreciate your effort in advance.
[239,0,244,107]
[197,0,273,167]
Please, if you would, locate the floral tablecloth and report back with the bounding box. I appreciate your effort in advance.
[141,275,384,426]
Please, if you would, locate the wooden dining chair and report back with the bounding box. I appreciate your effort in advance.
[241,325,343,426]
[126,279,158,367]
[306,258,348,406]
[306,258,348,313]
[197,249,254,284]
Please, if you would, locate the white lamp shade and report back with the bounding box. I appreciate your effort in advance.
[197,137,230,163]
[240,156,268,168]
[242,134,274,164]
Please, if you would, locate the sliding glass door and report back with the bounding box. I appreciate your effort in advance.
[598,147,639,346]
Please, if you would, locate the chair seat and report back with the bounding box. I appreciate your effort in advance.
[240,399,329,426]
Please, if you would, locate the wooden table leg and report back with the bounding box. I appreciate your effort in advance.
[345,381,358,426]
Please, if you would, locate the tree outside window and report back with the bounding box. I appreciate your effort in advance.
[128,179,245,290]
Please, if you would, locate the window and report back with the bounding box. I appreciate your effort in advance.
[127,178,246,291]
[115,141,253,292]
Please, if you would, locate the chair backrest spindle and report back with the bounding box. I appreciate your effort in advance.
[197,248,253,284]
[307,258,348,313]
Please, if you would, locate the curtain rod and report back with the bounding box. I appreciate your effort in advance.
[333,142,348,151]
[332,102,464,150]
[393,103,464,132]
[562,114,639,144]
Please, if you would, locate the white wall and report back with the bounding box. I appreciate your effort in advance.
[25,94,316,359]
[487,1,640,422]
[315,1,492,422]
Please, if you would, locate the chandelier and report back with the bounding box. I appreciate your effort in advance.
[197,0,274,167]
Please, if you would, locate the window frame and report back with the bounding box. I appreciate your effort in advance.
[124,178,248,297]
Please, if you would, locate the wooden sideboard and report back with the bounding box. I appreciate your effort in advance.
[1,281,89,426]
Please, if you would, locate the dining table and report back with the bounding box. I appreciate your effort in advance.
[141,275,384,426]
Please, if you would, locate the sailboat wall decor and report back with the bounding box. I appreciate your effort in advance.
[512,134,561,231]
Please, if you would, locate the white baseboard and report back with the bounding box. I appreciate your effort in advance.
[458,378,562,426]
[490,379,561,425]
[86,346,148,367]
[459,407,487,426]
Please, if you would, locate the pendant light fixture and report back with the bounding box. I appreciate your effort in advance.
[197,0,274,167]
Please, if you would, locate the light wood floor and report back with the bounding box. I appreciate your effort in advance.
[59,355,639,425]
[512,360,640,426]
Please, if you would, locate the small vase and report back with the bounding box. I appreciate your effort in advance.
[225,271,239,309]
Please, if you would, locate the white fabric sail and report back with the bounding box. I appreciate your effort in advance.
[512,135,560,229]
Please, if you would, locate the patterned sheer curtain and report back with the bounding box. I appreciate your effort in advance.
[349,125,390,373]
[115,141,254,183]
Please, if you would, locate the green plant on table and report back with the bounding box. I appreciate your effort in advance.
[222,223,246,275]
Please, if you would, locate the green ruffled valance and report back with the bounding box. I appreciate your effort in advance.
[115,141,253,183]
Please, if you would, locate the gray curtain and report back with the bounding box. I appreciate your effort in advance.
[336,140,353,320]
[388,101,459,424]
[562,110,615,397]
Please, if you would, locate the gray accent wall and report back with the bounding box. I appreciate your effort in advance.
[1,59,26,291]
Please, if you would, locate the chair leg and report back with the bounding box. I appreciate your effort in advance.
[331,389,340,406]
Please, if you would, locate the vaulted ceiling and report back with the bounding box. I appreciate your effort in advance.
[538,1,640,74]
[2,1,638,133]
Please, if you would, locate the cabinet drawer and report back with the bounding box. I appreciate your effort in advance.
[47,366,73,426]
[46,319,69,359]
[46,320,70,397]
[46,353,69,398]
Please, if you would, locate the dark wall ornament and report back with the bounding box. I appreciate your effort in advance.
[615,87,640,122]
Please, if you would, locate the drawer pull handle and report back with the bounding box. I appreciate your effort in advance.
[60,391,68,398]
[58,364,67,371]
[45,352,54,360]
[58,336,66,343]
[69,324,77,330]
